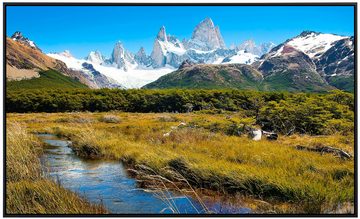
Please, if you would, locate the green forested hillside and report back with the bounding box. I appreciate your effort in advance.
[7,69,88,90]
[143,64,263,90]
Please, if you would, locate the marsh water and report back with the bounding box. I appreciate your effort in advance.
[38,134,252,214]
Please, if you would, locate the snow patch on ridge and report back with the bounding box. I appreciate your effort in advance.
[287,33,347,58]
[222,50,259,64]
[158,40,186,56]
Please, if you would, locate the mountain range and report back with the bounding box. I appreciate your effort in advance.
[6,18,354,92]
[146,30,354,92]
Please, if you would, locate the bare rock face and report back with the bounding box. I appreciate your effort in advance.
[150,28,167,68]
[156,26,167,41]
[185,17,226,51]
[11,31,41,51]
[111,41,135,71]
[134,47,152,67]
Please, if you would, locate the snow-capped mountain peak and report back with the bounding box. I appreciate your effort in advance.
[263,31,348,61]
[86,50,105,65]
[286,31,348,59]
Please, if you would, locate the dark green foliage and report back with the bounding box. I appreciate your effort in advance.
[5,89,282,113]
[258,91,354,135]
[6,89,353,135]
[327,76,354,92]
[7,69,88,90]
[260,70,332,92]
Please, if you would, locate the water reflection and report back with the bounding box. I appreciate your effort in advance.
[39,134,251,214]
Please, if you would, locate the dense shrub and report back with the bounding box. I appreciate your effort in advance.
[258,91,354,135]
[5,89,287,113]
[6,89,354,135]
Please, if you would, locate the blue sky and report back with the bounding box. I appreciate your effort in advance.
[6,6,354,58]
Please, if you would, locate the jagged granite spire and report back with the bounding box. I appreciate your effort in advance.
[135,47,152,67]
[157,26,167,41]
[187,17,226,51]
[111,41,135,71]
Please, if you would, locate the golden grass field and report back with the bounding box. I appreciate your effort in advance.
[6,112,354,214]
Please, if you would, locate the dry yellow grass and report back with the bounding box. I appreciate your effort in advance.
[7,112,355,214]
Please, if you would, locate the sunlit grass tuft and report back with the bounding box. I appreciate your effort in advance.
[6,180,107,214]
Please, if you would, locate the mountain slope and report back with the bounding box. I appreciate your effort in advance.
[6,36,95,88]
[145,43,335,92]
[11,31,41,51]
[255,45,332,92]
[143,30,352,92]
[48,51,125,88]
[315,37,354,91]
[7,69,88,90]
[285,31,347,59]
[253,31,352,92]
[143,61,263,89]
[8,26,353,92]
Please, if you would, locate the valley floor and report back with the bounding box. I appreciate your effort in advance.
[6,112,354,214]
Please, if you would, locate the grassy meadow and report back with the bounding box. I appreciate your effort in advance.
[6,111,355,214]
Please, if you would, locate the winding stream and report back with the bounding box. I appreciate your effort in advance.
[38,134,252,214]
